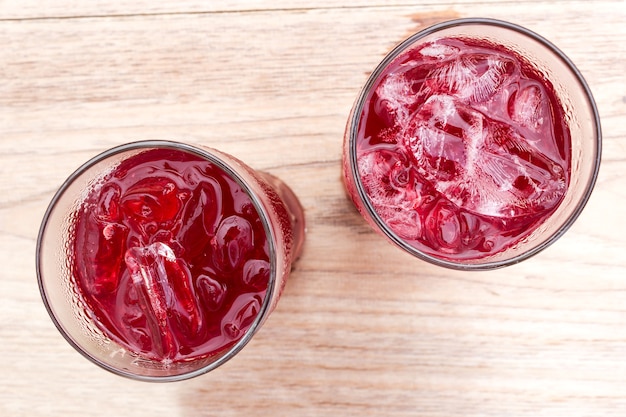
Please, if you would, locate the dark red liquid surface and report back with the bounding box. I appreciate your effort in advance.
[356,37,571,261]
[72,148,270,363]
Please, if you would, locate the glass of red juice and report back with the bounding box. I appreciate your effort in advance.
[37,140,305,381]
[343,18,601,270]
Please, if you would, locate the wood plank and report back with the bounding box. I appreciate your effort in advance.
[0,0,588,20]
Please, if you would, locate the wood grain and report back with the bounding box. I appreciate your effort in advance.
[1,1,625,416]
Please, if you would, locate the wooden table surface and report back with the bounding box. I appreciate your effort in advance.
[1,1,625,416]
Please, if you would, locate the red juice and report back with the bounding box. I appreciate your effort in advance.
[71,148,272,363]
[354,37,571,261]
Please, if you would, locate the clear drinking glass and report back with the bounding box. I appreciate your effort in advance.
[37,140,305,381]
[342,18,601,270]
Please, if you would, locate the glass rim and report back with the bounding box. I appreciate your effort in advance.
[348,17,602,271]
[36,139,280,381]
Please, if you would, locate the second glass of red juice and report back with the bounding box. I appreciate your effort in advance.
[343,18,601,270]
[37,140,305,381]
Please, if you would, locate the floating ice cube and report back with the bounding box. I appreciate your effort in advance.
[177,178,223,258]
[121,177,182,224]
[124,242,175,356]
[383,207,423,240]
[375,73,416,125]
[81,219,128,295]
[242,259,270,290]
[212,215,254,272]
[509,83,547,131]
[125,243,176,315]
[358,147,412,209]
[428,57,476,96]
[358,147,423,239]
[405,95,477,184]
[461,56,513,103]
[124,241,202,356]
[424,201,462,253]
[96,183,121,221]
[197,273,226,312]
[222,294,262,340]
[419,42,460,60]
[425,54,514,103]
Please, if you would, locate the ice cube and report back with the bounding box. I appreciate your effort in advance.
[424,201,462,253]
[358,147,413,209]
[177,179,223,258]
[426,54,514,104]
[357,147,423,239]
[182,165,204,187]
[96,183,122,221]
[124,243,174,357]
[182,167,224,232]
[121,177,182,224]
[460,56,513,103]
[405,95,475,184]
[200,179,223,235]
[375,72,416,126]
[382,206,423,240]
[509,82,547,131]
[419,42,460,60]
[242,259,270,290]
[222,294,262,340]
[196,273,226,312]
[125,243,174,322]
[78,218,128,295]
[124,242,203,357]
[427,56,476,97]
[212,215,254,272]
[421,201,499,254]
